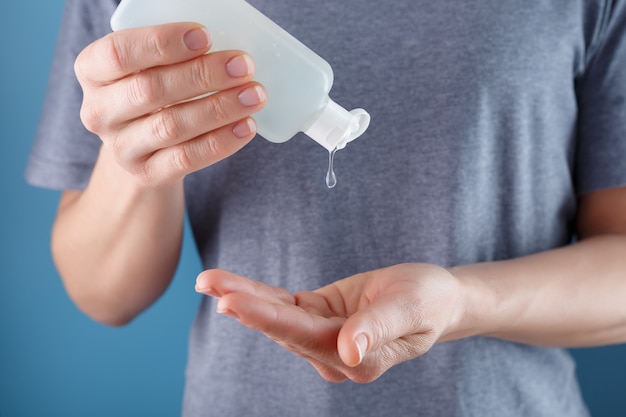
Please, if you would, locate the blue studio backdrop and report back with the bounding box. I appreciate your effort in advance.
[1,1,625,416]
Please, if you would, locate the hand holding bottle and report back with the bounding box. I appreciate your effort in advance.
[111,0,370,152]
[74,22,267,187]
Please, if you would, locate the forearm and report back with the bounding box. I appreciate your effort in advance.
[52,148,185,325]
[450,235,626,347]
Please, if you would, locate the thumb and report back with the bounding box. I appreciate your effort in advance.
[337,292,419,367]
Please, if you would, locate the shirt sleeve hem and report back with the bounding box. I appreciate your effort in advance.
[24,154,94,191]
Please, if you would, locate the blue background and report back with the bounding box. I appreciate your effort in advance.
[1,1,625,416]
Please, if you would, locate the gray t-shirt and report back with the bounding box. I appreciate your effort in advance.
[26,0,626,416]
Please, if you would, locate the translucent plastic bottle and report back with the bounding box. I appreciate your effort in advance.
[110,0,370,151]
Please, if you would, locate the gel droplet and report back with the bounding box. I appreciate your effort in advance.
[325,147,338,189]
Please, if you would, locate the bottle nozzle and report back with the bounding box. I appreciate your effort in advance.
[304,98,370,151]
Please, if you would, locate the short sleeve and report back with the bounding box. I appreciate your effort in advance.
[25,0,119,190]
[575,0,626,196]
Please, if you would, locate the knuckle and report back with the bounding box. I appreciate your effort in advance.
[169,145,195,174]
[201,132,227,158]
[104,132,143,179]
[368,317,393,349]
[127,71,161,107]
[109,135,126,161]
[151,110,182,146]
[188,57,217,91]
[101,34,127,76]
[73,51,88,83]
[139,166,157,186]
[79,102,104,134]
[207,94,231,124]
[134,163,158,186]
[144,28,171,62]
[127,154,163,186]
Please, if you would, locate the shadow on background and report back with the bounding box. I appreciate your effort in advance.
[0,1,624,416]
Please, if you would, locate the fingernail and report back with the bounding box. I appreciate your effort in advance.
[354,333,369,363]
[195,274,209,292]
[183,27,210,51]
[195,274,221,296]
[238,86,267,107]
[232,118,257,138]
[226,54,254,78]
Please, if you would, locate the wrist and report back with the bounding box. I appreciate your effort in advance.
[440,264,501,343]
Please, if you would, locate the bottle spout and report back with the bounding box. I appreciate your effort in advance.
[304,98,370,151]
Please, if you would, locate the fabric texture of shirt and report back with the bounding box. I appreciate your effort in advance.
[26,0,626,416]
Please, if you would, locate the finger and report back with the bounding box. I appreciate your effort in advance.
[115,82,266,164]
[75,23,211,85]
[129,119,252,184]
[337,292,426,367]
[218,289,349,382]
[217,292,344,363]
[294,290,337,317]
[312,273,369,317]
[101,50,256,125]
[195,269,295,305]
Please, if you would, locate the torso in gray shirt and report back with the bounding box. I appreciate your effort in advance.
[27,0,626,416]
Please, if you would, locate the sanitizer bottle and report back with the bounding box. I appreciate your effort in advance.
[110,0,370,152]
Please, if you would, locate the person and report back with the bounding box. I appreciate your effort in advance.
[26,0,626,415]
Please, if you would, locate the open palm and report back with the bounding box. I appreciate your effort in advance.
[195,263,466,383]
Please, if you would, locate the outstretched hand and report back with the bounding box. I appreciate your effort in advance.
[195,263,477,383]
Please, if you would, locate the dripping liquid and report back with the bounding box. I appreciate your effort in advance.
[325,147,338,189]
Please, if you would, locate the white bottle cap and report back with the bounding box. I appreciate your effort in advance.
[304,98,370,151]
